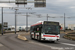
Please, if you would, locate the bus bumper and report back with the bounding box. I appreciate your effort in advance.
[41,38,60,41]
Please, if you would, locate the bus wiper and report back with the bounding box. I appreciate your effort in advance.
[51,32,58,35]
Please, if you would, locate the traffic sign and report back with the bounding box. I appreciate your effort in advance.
[34,0,46,7]
[15,0,27,4]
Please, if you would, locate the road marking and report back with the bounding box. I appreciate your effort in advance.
[61,43,75,46]
[0,43,3,47]
[29,41,64,50]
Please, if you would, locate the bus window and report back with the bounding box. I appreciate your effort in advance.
[37,28,39,31]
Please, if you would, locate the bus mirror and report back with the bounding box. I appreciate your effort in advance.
[59,25,61,29]
[59,25,62,29]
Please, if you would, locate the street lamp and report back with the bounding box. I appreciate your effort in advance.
[26,12,28,32]
[20,12,36,32]
[1,7,3,35]
[25,7,32,32]
[64,13,65,32]
[10,7,19,34]
[9,7,33,32]
[15,8,19,34]
[47,14,49,21]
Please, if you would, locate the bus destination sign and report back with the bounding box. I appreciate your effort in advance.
[44,21,59,25]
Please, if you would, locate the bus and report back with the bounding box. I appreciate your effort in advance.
[30,21,60,42]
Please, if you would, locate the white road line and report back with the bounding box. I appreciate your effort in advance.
[29,41,64,50]
[0,43,3,47]
[61,43,75,46]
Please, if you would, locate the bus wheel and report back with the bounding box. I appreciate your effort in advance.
[30,34,33,39]
[37,36,40,41]
[51,41,55,43]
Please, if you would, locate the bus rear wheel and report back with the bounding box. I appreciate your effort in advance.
[30,34,33,39]
[37,36,41,41]
[51,41,55,43]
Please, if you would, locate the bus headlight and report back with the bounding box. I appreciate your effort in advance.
[42,36,44,38]
[57,37,60,39]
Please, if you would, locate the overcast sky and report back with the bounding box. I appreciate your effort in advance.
[0,0,75,27]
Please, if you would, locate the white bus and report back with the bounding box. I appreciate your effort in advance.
[30,21,60,42]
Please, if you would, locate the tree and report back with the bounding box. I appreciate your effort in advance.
[69,28,71,30]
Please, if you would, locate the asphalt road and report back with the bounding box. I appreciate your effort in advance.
[0,34,56,50]
[0,33,75,50]
[25,33,75,50]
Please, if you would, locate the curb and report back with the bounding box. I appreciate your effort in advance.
[17,34,28,41]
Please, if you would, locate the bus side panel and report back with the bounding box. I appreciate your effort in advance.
[30,32,34,39]
[35,33,39,39]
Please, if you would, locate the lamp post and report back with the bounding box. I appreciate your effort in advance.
[15,8,18,34]
[26,12,28,32]
[1,7,3,35]
[64,13,65,32]
[20,12,36,32]
[47,14,48,21]
[9,7,33,32]
[25,7,32,32]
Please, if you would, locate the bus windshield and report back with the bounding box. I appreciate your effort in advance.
[42,25,60,35]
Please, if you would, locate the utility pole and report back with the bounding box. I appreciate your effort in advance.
[15,9,18,34]
[1,7,3,35]
[26,13,28,32]
[64,13,65,32]
[47,14,48,21]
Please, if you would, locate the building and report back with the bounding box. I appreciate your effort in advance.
[10,26,30,31]
[68,24,75,30]
[10,26,19,31]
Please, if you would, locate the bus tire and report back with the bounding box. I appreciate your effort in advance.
[51,41,55,43]
[37,36,39,40]
[31,35,33,39]
[30,33,33,39]
[37,36,41,41]
[34,33,35,39]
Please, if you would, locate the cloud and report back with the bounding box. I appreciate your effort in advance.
[0,0,75,27]
[0,3,13,7]
[69,6,75,8]
[57,0,73,2]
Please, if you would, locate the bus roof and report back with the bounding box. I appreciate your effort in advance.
[31,21,59,26]
[31,22,42,26]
